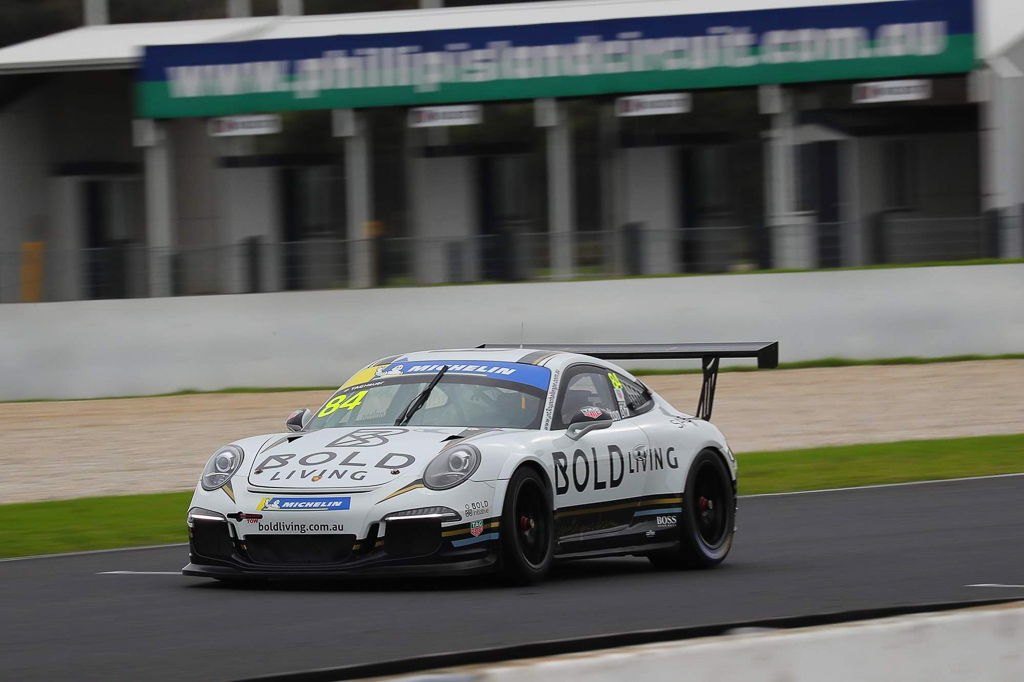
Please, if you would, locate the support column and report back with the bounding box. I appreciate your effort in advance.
[337,109,373,288]
[419,0,443,7]
[49,178,86,301]
[598,102,621,275]
[841,137,866,266]
[227,0,252,18]
[538,99,574,279]
[762,85,814,269]
[83,0,108,25]
[981,61,1024,258]
[278,0,302,15]
[138,120,176,297]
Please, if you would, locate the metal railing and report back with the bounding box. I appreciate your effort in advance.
[2,215,1020,303]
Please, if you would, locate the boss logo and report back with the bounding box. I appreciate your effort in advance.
[656,515,677,527]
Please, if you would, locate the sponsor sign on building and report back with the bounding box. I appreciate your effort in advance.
[408,104,482,128]
[852,79,932,103]
[615,93,691,117]
[207,114,282,136]
[140,0,974,118]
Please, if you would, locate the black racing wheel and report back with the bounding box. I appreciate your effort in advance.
[499,467,554,584]
[649,448,736,570]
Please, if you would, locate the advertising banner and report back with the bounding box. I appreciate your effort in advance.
[408,104,483,127]
[615,93,692,116]
[207,114,282,135]
[139,0,974,118]
[852,78,932,102]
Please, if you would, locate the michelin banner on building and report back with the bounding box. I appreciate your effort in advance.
[138,0,974,118]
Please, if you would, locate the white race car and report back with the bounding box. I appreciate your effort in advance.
[184,342,778,584]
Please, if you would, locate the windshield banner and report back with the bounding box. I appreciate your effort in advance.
[138,0,974,118]
[371,360,551,391]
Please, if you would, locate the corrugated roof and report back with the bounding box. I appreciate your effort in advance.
[0,17,279,73]
[261,0,892,38]
[0,0,909,75]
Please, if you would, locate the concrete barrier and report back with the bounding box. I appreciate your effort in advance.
[1,263,1021,400]
[402,602,1024,682]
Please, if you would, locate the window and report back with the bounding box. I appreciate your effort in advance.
[616,374,655,416]
[305,374,546,430]
[553,366,618,429]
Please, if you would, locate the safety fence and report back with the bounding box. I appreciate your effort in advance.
[1,214,1021,302]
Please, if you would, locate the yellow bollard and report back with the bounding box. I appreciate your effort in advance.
[20,242,45,303]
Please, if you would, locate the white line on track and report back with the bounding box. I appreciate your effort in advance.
[98,571,182,575]
[966,584,1024,589]
[741,472,1024,499]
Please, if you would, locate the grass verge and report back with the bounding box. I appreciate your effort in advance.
[737,433,1024,495]
[2,433,1022,559]
[0,492,192,559]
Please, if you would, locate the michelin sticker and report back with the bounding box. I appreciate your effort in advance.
[373,360,551,390]
[257,496,351,511]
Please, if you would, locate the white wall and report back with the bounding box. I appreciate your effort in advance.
[439,603,1024,682]
[0,263,1021,401]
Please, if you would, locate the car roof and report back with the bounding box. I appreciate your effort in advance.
[381,348,621,372]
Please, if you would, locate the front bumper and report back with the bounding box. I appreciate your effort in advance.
[183,514,501,579]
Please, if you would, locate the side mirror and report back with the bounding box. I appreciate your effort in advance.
[566,406,614,440]
[285,408,311,432]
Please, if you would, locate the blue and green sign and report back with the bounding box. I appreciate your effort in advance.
[138,0,974,118]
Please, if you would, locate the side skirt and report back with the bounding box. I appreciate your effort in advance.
[554,540,677,561]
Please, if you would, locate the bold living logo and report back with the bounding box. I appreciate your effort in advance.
[552,446,679,495]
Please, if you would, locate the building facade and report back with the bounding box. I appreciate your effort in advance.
[0,0,1017,302]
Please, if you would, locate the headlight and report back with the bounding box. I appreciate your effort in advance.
[200,445,244,491]
[383,507,462,522]
[423,445,481,490]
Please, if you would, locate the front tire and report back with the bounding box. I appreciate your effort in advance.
[648,449,736,570]
[498,467,554,584]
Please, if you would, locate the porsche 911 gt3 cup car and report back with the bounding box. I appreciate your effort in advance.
[183,342,778,584]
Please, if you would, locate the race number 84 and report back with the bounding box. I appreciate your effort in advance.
[318,390,368,417]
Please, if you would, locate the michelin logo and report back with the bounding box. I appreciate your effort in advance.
[374,364,405,378]
[257,497,351,511]
[406,364,516,376]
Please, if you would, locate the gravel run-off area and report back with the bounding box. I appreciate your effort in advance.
[2,360,1022,503]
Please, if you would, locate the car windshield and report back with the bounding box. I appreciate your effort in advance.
[305,360,550,431]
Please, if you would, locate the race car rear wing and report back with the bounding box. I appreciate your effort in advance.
[477,342,778,421]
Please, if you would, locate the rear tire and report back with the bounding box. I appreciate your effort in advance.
[648,449,735,570]
[498,467,554,585]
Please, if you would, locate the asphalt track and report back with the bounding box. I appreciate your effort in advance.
[3,476,1024,682]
